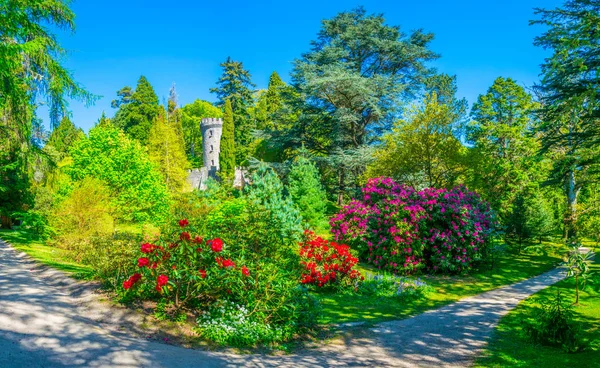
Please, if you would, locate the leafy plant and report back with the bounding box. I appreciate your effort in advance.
[565,242,594,305]
[524,290,583,353]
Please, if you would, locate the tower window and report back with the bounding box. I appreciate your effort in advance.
[209,130,213,137]
[211,160,215,166]
[210,145,213,152]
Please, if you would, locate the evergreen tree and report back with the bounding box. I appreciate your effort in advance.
[245,164,303,244]
[467,77,544,222]
[180,99,223,166]
[532,0,600,239]
[148,110,190,193]
[46,117,84,158]
[0,0,92,227]
[111,76,161,145]
[210,57,256,165]
[286,7,438,203]
[220,99,236,177]
[287,154,328,230]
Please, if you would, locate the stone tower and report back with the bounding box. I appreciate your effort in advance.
[201,118,223,173]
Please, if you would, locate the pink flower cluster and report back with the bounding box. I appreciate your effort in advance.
[330,177,495,274]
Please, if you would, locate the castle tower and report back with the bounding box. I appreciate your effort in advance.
[201,118,223,172]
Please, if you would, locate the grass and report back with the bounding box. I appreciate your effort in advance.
[316,240,566,325]
[0,228,94,280]
[474,246,600,368]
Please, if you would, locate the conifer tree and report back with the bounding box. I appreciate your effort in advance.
[220,99,236,177]
[287,154,328,230]
[148,110,190,193]
[46,116,84,160]
[210,57,256,165]
[111,76,161,145]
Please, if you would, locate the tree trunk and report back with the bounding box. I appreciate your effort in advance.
[564,169,579,241]
[0,215,12,229]
[575,274,579,305]
[337,169,346,206]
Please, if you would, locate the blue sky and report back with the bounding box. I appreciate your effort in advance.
[51,0,563,131]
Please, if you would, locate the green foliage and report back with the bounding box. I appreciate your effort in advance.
[50,177,114,254]
[505,189,555,250]
[524,290,583,353]
[46,116,84,159]
[467,77,543,225]
[366,92,467,189]
[287,155,328,231]
[287,7,438,202]
[210,57,256,165]
[180,99,223,167]
[111,76,161,145]
[220,99,236,177]
[532,1,600,239]
[68,123,170,223]
[244,164,304,248]
[565,243,594,304]
[147,111,190,192]
[0,0,92,227]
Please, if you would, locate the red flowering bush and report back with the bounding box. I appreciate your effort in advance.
[123,219,253,308]
[331,177,496,274]
[299,230,362,288]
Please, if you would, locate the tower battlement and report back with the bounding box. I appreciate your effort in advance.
[201,117,223,126]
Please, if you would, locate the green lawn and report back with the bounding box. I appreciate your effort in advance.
[474,248,600,367]
[316,241,566,324]
[0,229,94,279]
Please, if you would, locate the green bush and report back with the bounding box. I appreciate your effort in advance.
[50,177,115,255]
[524,290,583,353]
[287,156,329,231]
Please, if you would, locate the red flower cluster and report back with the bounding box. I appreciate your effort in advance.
[241,266,250,277]
[156,274,169,291]
[209,238,224,252]
[123,273,142,290]
[179,219,189,227]
[216,256,236,268]
[198,269,207,278]
[299,230,361,287]
[137,257,150,268]
[180,231,191,241]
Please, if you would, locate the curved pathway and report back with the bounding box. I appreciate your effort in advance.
[0,239,565,367]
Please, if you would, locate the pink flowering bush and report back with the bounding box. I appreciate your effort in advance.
[331,177,496,274]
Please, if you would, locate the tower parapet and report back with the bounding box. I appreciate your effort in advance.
[200,117,223,172]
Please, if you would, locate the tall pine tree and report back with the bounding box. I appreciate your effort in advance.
[210,57,256,165]
[111,76,161,145]
[220,99,236,177]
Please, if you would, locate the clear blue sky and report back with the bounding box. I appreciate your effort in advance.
[51,0,563,131]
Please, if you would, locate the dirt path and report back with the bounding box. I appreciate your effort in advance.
[0,240,565,367]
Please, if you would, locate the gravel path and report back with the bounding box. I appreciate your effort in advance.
[0,239,565,367]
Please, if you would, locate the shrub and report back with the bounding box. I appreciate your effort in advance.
[68,123,170,223]
[299,230,362,288]
[287,156,329,231]
[331,177,495,274]
[50,177,114,255]
[123,218,316,346]
[524,290,583,353]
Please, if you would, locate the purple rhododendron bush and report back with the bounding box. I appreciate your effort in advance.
[330,177,496,274]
